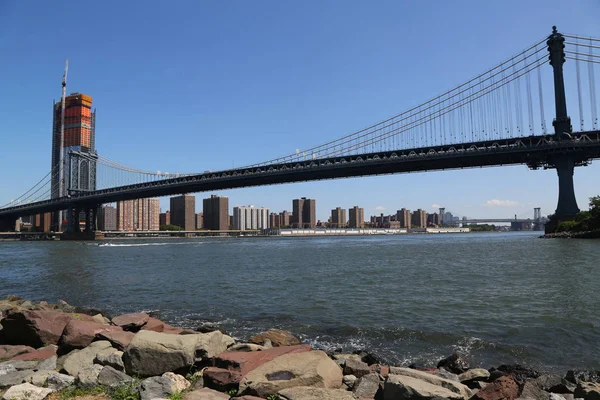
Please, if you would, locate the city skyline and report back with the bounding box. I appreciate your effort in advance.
[0,2,599,223]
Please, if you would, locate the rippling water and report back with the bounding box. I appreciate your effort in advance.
[1,232,599,371]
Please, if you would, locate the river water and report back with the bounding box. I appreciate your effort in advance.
[1,232,599,371]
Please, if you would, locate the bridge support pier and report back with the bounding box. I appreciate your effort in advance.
[61,204,103,240]
[0,217,18,232]
[554,156,580,218]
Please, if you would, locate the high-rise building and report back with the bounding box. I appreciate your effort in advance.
[117,199,160,231]
[280,211,291,227]
[196,212,204,230]
[427,212,440,227]
[330,207,347,228]
[98,205,117,231]
[34,213,52,232]
[411,209,428,228]
[51,91,97,231]
[233,206,269,230]
[170,195,196,231]
[203,195,229,230]
[269,213,281,228]
[348,206,365,228]
[439,208,446,225]
[292,198,316,228]
[397,208,411,229]
[159,211,170,227]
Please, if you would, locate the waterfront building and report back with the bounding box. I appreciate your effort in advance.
[34,213,52,232]
[330,207,347,228]
[203,194,229,230]
[280,210,291,227]
[233,206,269,230]
[269,213,281,228]
[51,92,97,231]
[196,212,203,230]
[439,208,446,224]
[292,197,316,228]
[427,212,440,227]
[170,195,196,231]
[117,199,160,231]
[159,211,170,227]
[397,208,411,229]
[98,205,117,231]
[348,206,365,228]
[411,209,428,228]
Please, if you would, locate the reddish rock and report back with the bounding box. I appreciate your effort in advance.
[10,346,56,361]
[248,328,301,347]
[471,376,519,400]
[58,319,122,352]
[95,330,135,351]
[203,367,242,392]
[0,345,35,360]
[111,313,149,332]
[140,317,165,332]
[214,344,311,376]
[1,310,92,347]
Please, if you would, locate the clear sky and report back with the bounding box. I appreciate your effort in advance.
[0,1,598,221]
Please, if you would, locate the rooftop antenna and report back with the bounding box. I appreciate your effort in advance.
[58,60,68,231]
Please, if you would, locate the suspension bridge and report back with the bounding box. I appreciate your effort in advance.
[1,27,599,237]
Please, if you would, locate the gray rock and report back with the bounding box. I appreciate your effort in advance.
[537,374,577,394]
[550,394,569,400]
[97,366,134,389]
[182,388,229,400]
[162,372,190,393]
[0,364,17,376]
[140,375,172,400]
[35,356,57,371]
[342,374,357,389]
[467,381,489,390]
[353,372,382,398]
[94,350,124,371]
[62,340,112,377]
[1,382,54,400]
[56,300,75,313]
[0,371,31,388]
[278,386,356,399]
[76,364,104,390]
[520,381,550,400]
[26,370,56,387]
[384,374,464,400]
[1,360,39,371]
[343,358,371,378]
[123,331,234,377]
[46,373,75,390]
[436,369,461,382]
[459,368,490,382]
[388,367,473,399]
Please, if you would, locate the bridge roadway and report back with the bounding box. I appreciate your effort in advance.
[1,131,600,220]
[462,219,535,224]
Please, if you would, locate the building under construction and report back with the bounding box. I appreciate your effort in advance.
[49,65,97,231]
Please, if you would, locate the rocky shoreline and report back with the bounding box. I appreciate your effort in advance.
[1,296,598,400]
[542,230,600,239]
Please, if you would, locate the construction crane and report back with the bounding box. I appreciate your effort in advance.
[58,60,68,232]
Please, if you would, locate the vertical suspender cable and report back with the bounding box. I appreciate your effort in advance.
[526,68,534,135]
[537,67,547,134]
[590,39,598,129]
[576,42,585,131]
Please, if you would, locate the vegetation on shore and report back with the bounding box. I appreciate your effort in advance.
[548,196,600,233]
[463,223,495,232]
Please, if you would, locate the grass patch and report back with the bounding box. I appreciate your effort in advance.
[167,393,183,400]
[56,386,105,400]
[106,379,141,400]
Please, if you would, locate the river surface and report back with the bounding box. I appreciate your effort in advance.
[1,232,599,371]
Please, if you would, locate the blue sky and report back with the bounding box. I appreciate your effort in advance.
[0,1,599,221]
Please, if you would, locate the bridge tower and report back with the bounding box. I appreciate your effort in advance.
[547,26,580,218]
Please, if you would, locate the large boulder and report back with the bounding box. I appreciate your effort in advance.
[202,367,241,392]
[139,373,189,400]
[45,373,75,390]
[111,313,150,332]
[0,346,35,360]
[0,371,31,388]
[10,347,56,362]
[1,382,54,400]
[437,353,470,374]
[97,366,134,389]
[384,374,464,400]
[459,368,490,382]
[1,311,92,347]
[353,372,383,398]
[574,382,600,400]
[278,386,355,399]
[495,364,540,383]
[238,350,343,397]
[566,370,600,384]
[94,349,124,371]
[61,340,113,378]
[248,329,301,347]
[123,330,234,377]
[520,380,550,400]
[182,388,229,400]
[470,375,519,400]
[214,344,311,376]
[58,319,122,354]
[389,367,473,399]
[536,374,576,394]
[76,364,104,389]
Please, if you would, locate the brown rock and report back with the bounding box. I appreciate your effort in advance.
[202,367,241,392]
[95,330,135,351]
[10,346,56,361]
[1,310,92,347]
[0,345,35,360]
[471,376,519,400]
[248,329,301,347]
[574,382,600,400]
[140,317,165,332]
[214,344,311,376]
[111,313,150,332]
[183,388,229,400]
[58,319,122,353]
